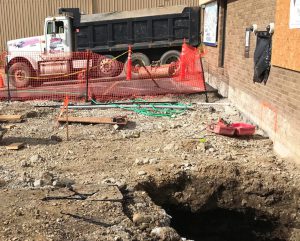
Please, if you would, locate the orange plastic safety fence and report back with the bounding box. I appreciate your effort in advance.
[0,51,7,96]
[0,43,206,102]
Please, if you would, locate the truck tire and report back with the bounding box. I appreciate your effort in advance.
[160,50,181,65]
[8,62,31,88]
[97,55,122,77]
[132,53,150,67]
[124,52,150,74]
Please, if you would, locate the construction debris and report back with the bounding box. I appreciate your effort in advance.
[6,142,24,150]
[58,116,128,127]
[42,184,123,202]
[0,96,299,241]
[0,114,24,123]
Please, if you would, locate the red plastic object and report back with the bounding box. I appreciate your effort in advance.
[231,123,256,136]
[208,119,235,136]
[208,119,255,136]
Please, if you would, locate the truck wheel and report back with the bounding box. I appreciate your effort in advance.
[8,62,31,88]
[160,50,181,65]
[124,52,150,74]
[98,55,122,77]
[132,53,150,68]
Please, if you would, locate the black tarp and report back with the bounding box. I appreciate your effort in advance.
[253,31,272,85]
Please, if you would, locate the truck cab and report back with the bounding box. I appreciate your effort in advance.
[44,16,72,53]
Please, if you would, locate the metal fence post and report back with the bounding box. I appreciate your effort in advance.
[6,56,11,102]
[200,57,209,103]
[85,51,91,102]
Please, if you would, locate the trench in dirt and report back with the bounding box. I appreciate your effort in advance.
[138,174,292,241]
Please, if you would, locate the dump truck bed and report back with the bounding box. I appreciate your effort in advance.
[75,6,200,53]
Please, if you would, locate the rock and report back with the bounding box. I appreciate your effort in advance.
[122,131,140,139]
[26,111,38,118]
[30,154,43,163]
[113,124,120,130]
[149,158,159,164]
[52,178,75,187]
[114,236,122,241]
[50,135,62,142]
[181,154,188,160]
[40,172,54,185]
[224,154,234,161]
[102,178,116,184]
[255,129,268,138]
[135,158,143,165]
[143,158,150,164]
[241,199,248,206]
[151,227,181,241]
[224,106,237,116]
[132,213,152,225]
[21,172,33,184]
[164,143,174,151]
[56,218,63,223]
[138,171,147,176]
[208,106,216,113]
[20,160,30,167]
[33,179,43,187]
[196,142,206,152]
[0,179,6,187]
[136,202,147,209]
[208,148,215,153]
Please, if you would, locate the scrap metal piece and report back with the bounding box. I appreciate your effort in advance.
[58,115,128,127]
[42,184,123,202]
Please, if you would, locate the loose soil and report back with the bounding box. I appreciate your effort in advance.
[0,93,299,241]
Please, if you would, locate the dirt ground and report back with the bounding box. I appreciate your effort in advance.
[0,93,299,241]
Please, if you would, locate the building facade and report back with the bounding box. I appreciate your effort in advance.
[201,0,300,162]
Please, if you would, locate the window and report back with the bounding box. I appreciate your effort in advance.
[47,22,53,34]
[55,21,64,34]
[203,1,218,46]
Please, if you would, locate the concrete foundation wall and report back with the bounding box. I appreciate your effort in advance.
[202,0,300,163]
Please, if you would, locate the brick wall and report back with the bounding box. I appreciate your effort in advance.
[202,0,300,163]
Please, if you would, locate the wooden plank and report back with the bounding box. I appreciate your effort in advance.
[0,115,23,123]
[272,0,300,71]
[6,143,24,150]
[58,116,127,126]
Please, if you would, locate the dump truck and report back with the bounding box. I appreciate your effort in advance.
[6,6,200,88]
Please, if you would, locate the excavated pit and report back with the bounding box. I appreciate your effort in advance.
[137,170,297,241]
[163,205,285,241]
